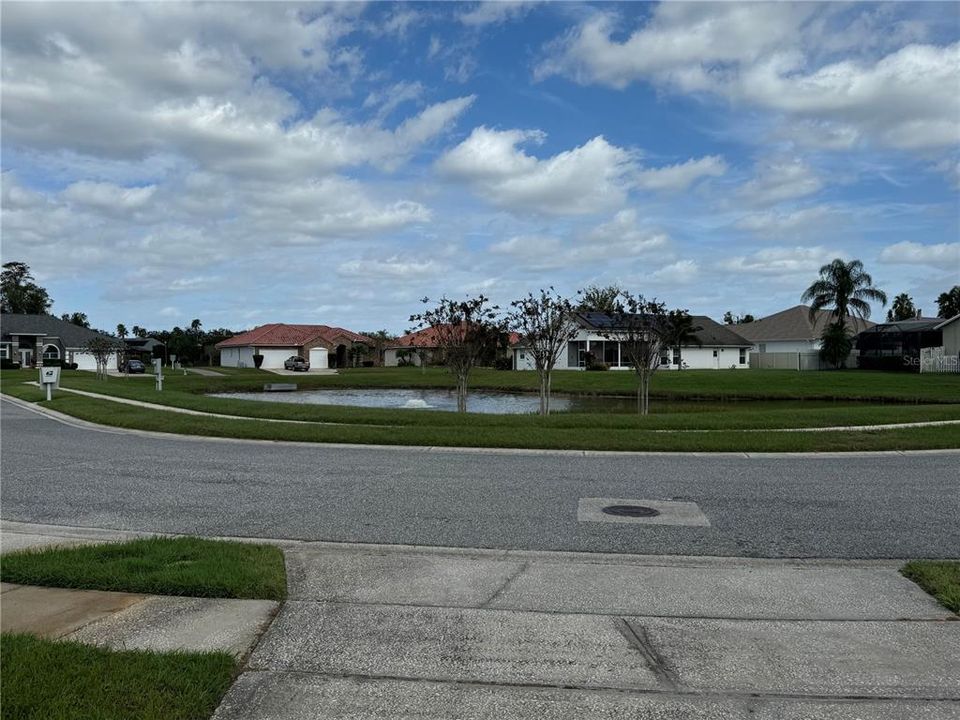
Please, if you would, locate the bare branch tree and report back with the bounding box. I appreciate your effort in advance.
[84,336,120,380]
[409,295,504,413]
[508,288,579,415]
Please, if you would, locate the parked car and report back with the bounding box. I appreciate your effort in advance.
[284,355,310,371]
[123,359,145,374]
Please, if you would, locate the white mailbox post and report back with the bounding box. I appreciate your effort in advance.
[39,366,61,401]
[153,358,163,391]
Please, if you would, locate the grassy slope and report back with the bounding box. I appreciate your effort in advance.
[1,633,236,720]
[16,392,960,452]
[3,367,959,450]
[1,537,287,600]
[901,561,960,614]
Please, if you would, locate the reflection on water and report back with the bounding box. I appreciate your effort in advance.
[209,388,639,414]
[207,388,843,415]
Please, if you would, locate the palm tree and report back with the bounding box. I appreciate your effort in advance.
[801,259,887,330]
[886,293,916,322]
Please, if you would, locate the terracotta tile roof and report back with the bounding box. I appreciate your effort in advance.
[734,305,874,343]
[388,327,520,349]
[216,324,372,349]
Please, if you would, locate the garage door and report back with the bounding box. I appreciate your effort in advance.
[309,347,328,369]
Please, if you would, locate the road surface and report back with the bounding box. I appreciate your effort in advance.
[2,399,958,558]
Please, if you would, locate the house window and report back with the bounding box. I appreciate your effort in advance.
[42,344,60,360]
[519,352,525,360]
[672,347,680,365]
[0,344,9,360]
[758,343,766,353]
[739,348,746,364]
[713,349,718,357]
[659,352,670,366]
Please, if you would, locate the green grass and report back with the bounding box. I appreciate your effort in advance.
[0,537,287,600]
[3,367,959,451]
[0,633,235,720]
[11,392,960,452]
[901,561,960,614]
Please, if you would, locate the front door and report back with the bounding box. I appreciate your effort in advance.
[19,348,33,367]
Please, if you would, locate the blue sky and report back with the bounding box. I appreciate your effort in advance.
[2,1,958,333]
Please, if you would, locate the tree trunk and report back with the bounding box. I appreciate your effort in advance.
[456,373,468,413]
[636,380,642,415]
[538,372,547,416]
[545,371,552,416]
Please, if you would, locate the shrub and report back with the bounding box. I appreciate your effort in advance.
[586,361,609,371]
[362,360,375,368]
[493,357,513,371]
[1,358,21,370]
[252,354,264,369]
[42,358,62,367]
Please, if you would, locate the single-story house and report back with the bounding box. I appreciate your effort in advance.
[856,317,950,372]
[938,314,960,357]
[123,337,166,363]
[384,326,520,367]
[216,323,372,369]
[734,304,874,353]
[1,313,118,370]
[511,312,752,371]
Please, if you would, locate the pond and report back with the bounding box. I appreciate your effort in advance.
[207,388,847,415]
[209,388,643,414]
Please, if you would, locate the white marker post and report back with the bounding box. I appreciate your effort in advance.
[154,358,163,392]
[39,365,61,401]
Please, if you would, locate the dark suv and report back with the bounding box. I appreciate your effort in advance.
[124,359,146,374]
[284,356,310,371]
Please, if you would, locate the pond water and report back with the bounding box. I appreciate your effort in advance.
[209,388,642,414]
[208,388,849,415]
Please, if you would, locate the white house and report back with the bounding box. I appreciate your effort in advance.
[735,305,874,353]
[216,323,371,369]
[511,313,752,371]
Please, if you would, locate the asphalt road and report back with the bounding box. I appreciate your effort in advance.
[2,400,958,558]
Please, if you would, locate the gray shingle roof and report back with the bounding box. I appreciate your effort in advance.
[576,313,752,347]
[1,313,116,348]
[733,305,874,343]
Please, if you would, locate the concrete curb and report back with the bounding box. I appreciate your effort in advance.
[5,519,957,568]
[4,393,960,459]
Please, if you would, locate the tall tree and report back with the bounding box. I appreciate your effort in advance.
[131,325,147,338]
[84,336,119,380]
[508,288,580,416]
[577,284,622,314]
[936,286,960,319]
[116,323,128,338]
[1,262,52,314]
[61,312,90,328]
[723,311,755,325]
[600,292,671,416]
[800,258,887,329]
[360,330,397,367]
[886,293,917,322]
[409,295,504,413]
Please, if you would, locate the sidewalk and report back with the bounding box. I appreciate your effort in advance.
[0,525,277,657]
[3,521,958,719]
[214,542,959,719]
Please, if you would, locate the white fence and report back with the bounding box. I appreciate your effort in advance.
[750,351,857,371]
[920,346,960,374]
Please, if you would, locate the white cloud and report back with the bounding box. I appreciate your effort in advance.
[721,246,842,277]
[738,158,823,207]
[879,241,960,268]
[337,256,438,279]
[537,5,960,151]
[651,259,699,285]
[62,181,156,212]
[460,2,537,27]
[436,126,635,215]
[635,155,727,191]
[735,206,836,236]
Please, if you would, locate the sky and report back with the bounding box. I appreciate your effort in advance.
[2,1,959,334]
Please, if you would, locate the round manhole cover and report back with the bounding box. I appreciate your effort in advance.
[601,504,660,518]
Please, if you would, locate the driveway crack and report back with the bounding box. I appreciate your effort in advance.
[616,618,680,690]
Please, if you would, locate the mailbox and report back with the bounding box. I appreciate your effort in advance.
[38,366,61,400]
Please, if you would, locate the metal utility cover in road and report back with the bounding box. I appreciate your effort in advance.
[578,498,711,526]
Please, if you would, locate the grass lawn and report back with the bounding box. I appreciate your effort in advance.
[1,632,235,720]
[901,561,960,614]
[0,536,287,600]
[3,366,959,451]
